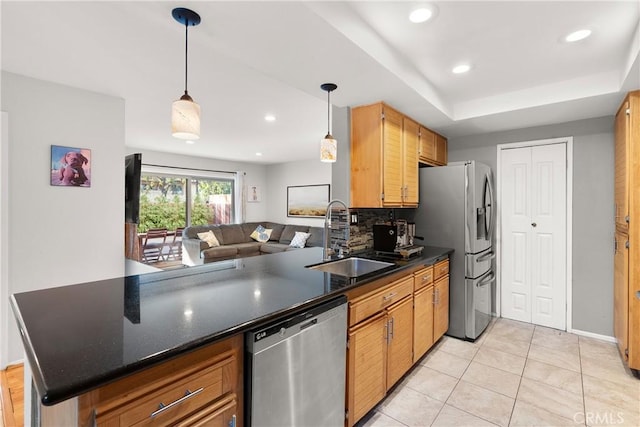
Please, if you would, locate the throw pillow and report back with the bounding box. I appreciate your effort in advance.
[250,225,272,243]
[197,230,220,248]
[289,231,311,248]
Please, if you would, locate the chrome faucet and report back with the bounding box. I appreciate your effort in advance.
[323,199,350,261]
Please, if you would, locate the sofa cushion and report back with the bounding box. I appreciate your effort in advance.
[260,242,291,254]
[231,242,262,256]
[241,222,262,240]
[197,230,220,247]
[289,231,311,248]
[185,225,222,243]
[279,225,310,244]
[221,224,246,245]
[306,227,324,248]
[250,225,272,243]
[266,223,285,241]
[201,245,238,260]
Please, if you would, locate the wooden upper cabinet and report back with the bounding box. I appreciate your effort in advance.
[351,102,420,208]
[402,117,419,206]
[382,106,404,206]
[615,100,630,231]
[435,133,448,165]
[419,126,448,166]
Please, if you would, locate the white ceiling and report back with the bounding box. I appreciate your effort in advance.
[2,1,639,164]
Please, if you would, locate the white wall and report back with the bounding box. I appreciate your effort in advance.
[448,116,615,337]
[125,148,269,222]
[1,72,126,364]
[265,159,332,226]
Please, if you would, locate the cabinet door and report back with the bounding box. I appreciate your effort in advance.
[413,286,434,363]
[615,101,629,231]
[382,106,404,207]
[614,230,629,360]
[433,276,449,341]
[351,103,384,208]
[435,134,448,165]
[419,126,436,164]
[347,312,387,427]
[403,117,419,206]
[386,296,414,389]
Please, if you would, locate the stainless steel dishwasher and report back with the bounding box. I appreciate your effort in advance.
[246,295,348,427]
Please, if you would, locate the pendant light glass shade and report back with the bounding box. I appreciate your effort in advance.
[320,134,337,163]
[320,83,338,163]
[172,94,201,140]
[171,8,201,140]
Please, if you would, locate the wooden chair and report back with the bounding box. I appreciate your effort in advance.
[141,228,167,263]
[165,227,185,260]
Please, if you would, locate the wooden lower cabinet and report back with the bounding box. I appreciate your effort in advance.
[347,312,388,427]
[78,335,243,427]
[434,276,450,341]
[413,285,434,363]
[386,297,414,387]
[346,260,450,426]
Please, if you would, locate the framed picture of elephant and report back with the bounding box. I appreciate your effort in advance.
[50,145,92,187]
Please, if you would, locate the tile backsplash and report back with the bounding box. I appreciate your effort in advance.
[348,209,394,252]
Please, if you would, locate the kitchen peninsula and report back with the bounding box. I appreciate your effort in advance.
[11,246,452,426]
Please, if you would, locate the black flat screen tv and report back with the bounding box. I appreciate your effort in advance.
[125,153,142,224]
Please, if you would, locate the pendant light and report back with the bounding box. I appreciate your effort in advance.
[171,8,201,140]
[320,83,338,163]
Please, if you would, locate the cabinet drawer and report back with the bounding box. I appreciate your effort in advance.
[413,266,433,291]
[434,259,449,281]
[98,355,235,427]
[350,277,413,326]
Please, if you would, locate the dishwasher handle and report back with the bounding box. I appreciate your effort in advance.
[300,318,318,331]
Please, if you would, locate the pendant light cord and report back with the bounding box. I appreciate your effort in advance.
[184,22,189,93]
[327,90,331,135]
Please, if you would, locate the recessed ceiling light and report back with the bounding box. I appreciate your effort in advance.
[185,140,195,144]
[409,7,433,23]
[565,29,592,42]
[452,64,471,74]
[264,114,276,122]
[256,152,263,157]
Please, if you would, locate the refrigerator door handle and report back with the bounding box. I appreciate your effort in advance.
[476,251,496,263]
[477,271,495,287]
[484,173,494,240]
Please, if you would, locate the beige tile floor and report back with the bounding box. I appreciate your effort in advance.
[360,318,640,427]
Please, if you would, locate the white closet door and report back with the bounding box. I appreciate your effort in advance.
[531,144,566,329]
[501,148,533,323]
[501,143,567,330]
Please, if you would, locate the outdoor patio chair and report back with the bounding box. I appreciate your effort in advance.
[141,228,168,263]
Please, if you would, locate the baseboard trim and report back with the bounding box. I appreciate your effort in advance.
[568,328,616,343]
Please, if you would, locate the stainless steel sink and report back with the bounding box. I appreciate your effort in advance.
[307,257,394,278]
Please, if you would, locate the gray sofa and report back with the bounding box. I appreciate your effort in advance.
[182,222,324,265]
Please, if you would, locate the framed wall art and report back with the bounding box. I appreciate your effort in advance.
[50,145,91,187]
[287,184,330,218]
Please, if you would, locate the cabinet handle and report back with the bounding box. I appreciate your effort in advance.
[389,317,394,341]
[434,289,439,305]
[383,292,397,302]
[150,388,204,418]
[422,275,431,282]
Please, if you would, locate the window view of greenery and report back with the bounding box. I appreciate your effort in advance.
[138,174,234,233]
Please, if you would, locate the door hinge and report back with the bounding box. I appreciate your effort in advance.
[615,237,618,253]
[625,215,630,223]
[345,410,349,420]
[346,337,350,350]
[626,240,630,249]
[625,348,629,356]
[626,108,631,116]
[381,193,385,200]
[381,112,385,120]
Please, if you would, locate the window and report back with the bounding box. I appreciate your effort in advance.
[138,166,236,233]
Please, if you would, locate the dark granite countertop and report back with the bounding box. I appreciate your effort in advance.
[10,245,452,405]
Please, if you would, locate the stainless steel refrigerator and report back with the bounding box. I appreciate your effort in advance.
[415,161,495,340]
